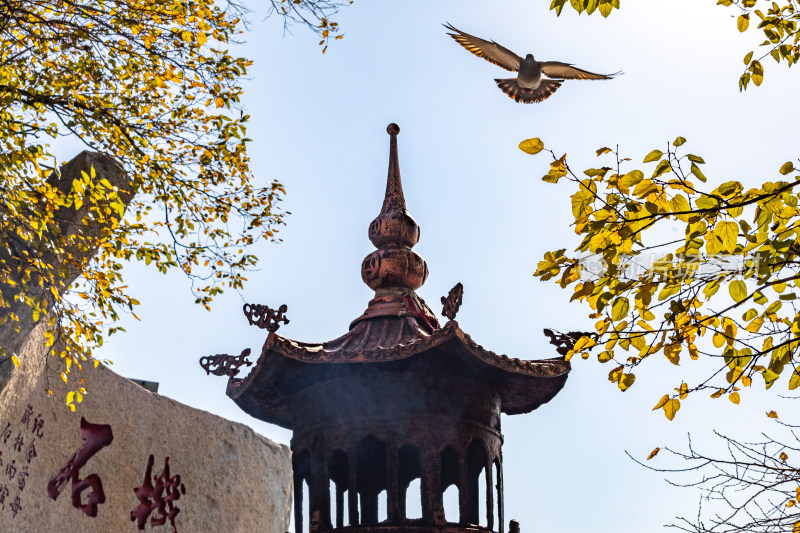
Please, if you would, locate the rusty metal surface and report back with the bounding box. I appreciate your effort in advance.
[242,303,289,332]
[226,319,569,429]
[441,283,464,321]
[199,348,252,377]
[236,320,569,373]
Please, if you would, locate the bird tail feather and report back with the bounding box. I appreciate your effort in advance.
[494,78,562,103]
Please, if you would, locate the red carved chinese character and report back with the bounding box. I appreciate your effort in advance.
[18,466,28,491]
[31,415,44,438]
[130,455,186,533]
[24,440,36,464]
[20,405,33,429]
[5,459,15,481]
[9,495,21,517]
[47,417,113,517]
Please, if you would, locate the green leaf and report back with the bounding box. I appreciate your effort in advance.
[519,138,544,155]
[643,150,663,163]
[730,280,748,303]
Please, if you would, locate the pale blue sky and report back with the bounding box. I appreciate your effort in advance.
[60,1,800,531]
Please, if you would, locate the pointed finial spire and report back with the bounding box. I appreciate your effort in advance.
[351,124,438,331]
[382,123,406,213]
[367,124,420,250]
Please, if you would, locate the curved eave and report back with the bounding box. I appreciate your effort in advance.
[226,321,571,429]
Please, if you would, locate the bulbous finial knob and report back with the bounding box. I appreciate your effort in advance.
[351,124,439,331]
[360,124,427,290]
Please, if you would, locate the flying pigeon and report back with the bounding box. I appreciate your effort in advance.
[444,23,619,103]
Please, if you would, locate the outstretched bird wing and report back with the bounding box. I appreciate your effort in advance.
[540,61,618,80]
[444,23,522,72]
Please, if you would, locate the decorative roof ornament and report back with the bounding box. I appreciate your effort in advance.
[199,348,253,377]
[350,124,439,331]
[242,303,289,332]
[543,328,596,357]
[441,282,464,321]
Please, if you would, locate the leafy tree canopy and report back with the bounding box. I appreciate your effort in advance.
[0,0,295,404]
[522,137,800,420]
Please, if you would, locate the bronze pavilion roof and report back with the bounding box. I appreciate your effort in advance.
[227,124,570,430]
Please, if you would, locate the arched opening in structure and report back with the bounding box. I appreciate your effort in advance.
[328,450,349,528]
[293,450,311,533]
[466,439,488,526]
[493,457,503,533]
[398,444,422,520]
[357,436,387,524]
[441,446,460,523]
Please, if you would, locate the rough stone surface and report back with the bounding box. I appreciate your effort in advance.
[0,151,133,390]
[0,321,292,533]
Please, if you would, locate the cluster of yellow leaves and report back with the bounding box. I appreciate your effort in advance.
[549,0,621,18]
[0,0,287,402]
[521,136,800,420]
[719,0,800,90]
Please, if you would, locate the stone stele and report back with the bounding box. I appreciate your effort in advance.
[0,320,291,533]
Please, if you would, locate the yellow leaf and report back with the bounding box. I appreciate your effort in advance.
[767,410,778,419]
[781,451,789,462]
[611,297,630,321]
[215,97,224,108]
[737,14,749,32]
[11,354,20,368]
[729,391,740,404]
[713,332,726,348]
[518,138,544,155]
[643,149,663,163]
[790,369,800,390]
[652,394,670,411]
[647,447,660,460]
[729,280,747,303]
[779,161,795,175]
[618,372,636,391]
[664,398,681,421]
[718,221,739,253]
[196,32,207,45]
[788,500,796,508]
[678,382,689,400]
